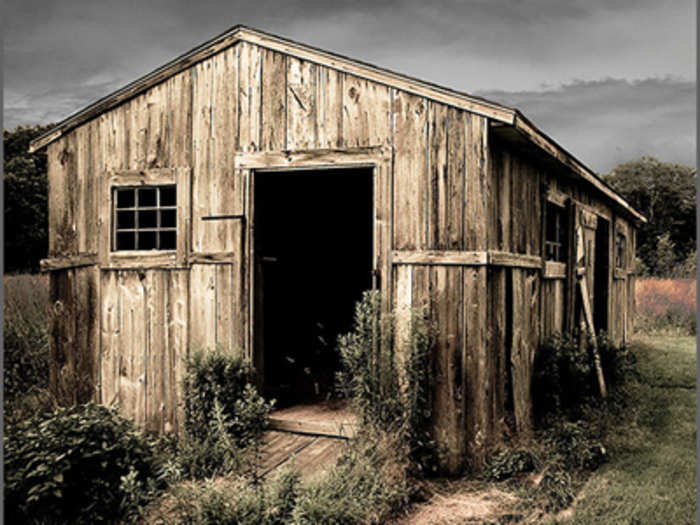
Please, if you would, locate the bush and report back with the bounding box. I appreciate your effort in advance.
[168,468,300,525]
[543,420,607,472]
[4,403,161,524]
[533,332,634,421]
[183,347,273,446]
[482,448,537,481]
[4,274,53,424]
[335,290,438,474]
[292,432,413,524]
[180,347,274,479]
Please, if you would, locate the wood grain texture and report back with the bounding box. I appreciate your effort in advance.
[286,57,317,149]
[342,73,391,147]
[316,66,343,148]
[237,42,262,152]
[261,49,286,151]
[392,90,428,251]
[464,113,488,251]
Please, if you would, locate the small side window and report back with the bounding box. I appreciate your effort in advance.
[113,185,177,251]
[545,202,567,262]
[615,232,627,269]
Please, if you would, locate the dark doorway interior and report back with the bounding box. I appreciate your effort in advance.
[254,168,374,406]
[593,217,610,333]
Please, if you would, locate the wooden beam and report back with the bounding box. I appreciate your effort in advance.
[391,250,488,266]
[234,147,390,170]
[188,252,236,264]
[268,417,357,439]
[108,168,177,186]
[488,251,542,269]
[40,253,98,272]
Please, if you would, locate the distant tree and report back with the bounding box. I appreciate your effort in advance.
[4,124,55,273]
[604,157,696,277]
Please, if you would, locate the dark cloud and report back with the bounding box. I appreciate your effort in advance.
[478,77,697,172]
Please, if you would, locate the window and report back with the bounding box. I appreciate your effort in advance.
[615,232,626,268]
[113,185,176,251]
[545,202,567,262]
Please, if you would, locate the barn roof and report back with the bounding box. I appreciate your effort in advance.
[28,25,644,223]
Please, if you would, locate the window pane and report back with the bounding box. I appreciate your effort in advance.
[160,209,176,228]
[138,188,157,207]
[116,231,135,250]
[160,230,176,250]
[117,210,135,229]
[139,231,157,250]
[160,186,176,206]
[116,189,135,208]
[138,210,158,229]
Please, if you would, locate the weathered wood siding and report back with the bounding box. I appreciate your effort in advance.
[46,39,637,469]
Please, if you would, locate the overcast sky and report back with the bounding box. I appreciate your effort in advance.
[4,0,696,173]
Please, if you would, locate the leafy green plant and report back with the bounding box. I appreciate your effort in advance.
[543,420,607,472]
[4,403,161,524]
[180,347,274,479]
[335,290,438,474]
[482,448,538,481]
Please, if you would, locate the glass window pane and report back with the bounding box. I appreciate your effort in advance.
[139,231,157,250]
[116,189,135,208]
[117,210,135,230]
[160,230,176,250]
[160,186,176,206]
[138,210,158,229]
[138,188,157,207]
[116,231,135,250]
[160,209,176,228]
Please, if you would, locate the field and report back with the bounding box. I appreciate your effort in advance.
[635,278,696,334]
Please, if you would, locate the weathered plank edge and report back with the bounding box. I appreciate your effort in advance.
[41,254,98,272]
[392,250,488,266]
[543,261,567,279]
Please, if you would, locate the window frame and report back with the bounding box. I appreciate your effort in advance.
[615,231,627,269]
[545,200,567,263]
[111,185,178,252]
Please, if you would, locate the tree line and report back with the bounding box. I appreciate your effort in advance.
[3,125,697,277]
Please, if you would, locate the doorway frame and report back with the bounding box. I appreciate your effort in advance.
[234,147,393,385]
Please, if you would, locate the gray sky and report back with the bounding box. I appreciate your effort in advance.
[4,0,696,173]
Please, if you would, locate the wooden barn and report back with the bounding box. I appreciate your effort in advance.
[31,25,644,471]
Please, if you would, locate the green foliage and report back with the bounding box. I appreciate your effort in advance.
[180,347,274,479]
[4,274,53,425]
[4,125,55,273]
[183,347,273,447]
[533,332,634,421]
[292,433,413,524]
[4,403,161,524]
[537,468,575,512]
[335,290,438,474]
[168,468,301,525]
[482,448,537,481]
[543,421,607,472]
[603,157,696,277]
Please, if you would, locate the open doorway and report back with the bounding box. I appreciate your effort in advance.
[593,217,610,333]
[253,167,374,407]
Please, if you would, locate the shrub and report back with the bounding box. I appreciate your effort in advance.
[292,432,413,524]
[183,347,273,445]
[335,290,438,474]
[4,274,52,424]
[533,332,634,421]
[168,468,300,525]
[180,347,274,479]
[4,403,161,524]
[543,420,607,472]
[482,448,538,481]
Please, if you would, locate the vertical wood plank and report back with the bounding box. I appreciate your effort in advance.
[464,114,488,251]
[427,102,447,250]
[342,74,391,147]
[261,49,286,151]
[100,271,119,407]
[145,271,167,432]
[189,264,216,351]
[167,70,193,168]
[192,59,213,253]
[216,264,234,351]
[392,90,428,251]
[316,66,343,148]
[286,57,317,149]
[444,107,466,250]
[237,42,262,152]
[167,270,189,433]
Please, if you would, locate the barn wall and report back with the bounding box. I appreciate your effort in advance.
[46,39,637,470]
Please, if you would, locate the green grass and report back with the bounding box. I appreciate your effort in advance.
[550,335,696,525]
